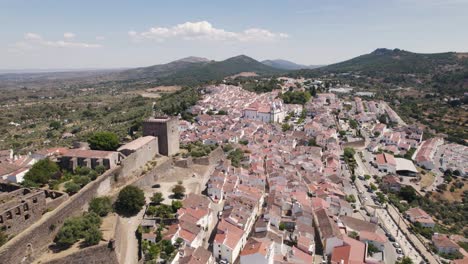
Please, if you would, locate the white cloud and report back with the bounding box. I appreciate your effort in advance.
[63,32,76,39]
[12,32,102,51]
[95,36,105,40]
[129,21,289,42]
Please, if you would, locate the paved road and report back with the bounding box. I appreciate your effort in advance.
[354,153,425,264]
[354,152,440,264]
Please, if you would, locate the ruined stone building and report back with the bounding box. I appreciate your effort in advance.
[0,182,67,236]
[143,116,180,156]
[59,149,125,172]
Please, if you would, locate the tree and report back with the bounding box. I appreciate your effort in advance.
[308,138,317,146]
[151,192,164,205]
[54,222,81,248]
[172,200,183,211]
[367,243,379,255]
[399,186,417,202]
[279,222,286,231]
[55,212,102,249]
[88,131,120,151]
[24,158,60,185]
[83,225,102,246]
[344,147,355,160]
[146,205,157,216]
[89,196,112,217]
[115,186,146,217]
[349,119,358,129]
[172,184,186,199]
[282,123,291,132]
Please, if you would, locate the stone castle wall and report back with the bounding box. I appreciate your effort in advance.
[0,138,176,264]
[43,242,119,264]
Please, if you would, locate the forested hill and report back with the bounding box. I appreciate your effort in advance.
[291,48,468,94]
[154,55,282,86]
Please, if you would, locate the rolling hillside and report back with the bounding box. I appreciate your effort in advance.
[320,48,467,74]
[291,48,468,93]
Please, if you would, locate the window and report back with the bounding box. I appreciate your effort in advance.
[0,216,3,223]
[6,211,12,220]
[32,197,38,203]
[25,214,30,220]
[23,203,29,211]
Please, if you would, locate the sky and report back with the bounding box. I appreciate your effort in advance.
[1,0,468,69]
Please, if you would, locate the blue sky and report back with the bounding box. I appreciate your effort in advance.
[1,0,468,69]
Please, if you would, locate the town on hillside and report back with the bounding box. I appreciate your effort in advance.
[0,77,467,264]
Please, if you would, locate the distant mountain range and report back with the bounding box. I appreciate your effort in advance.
[112,55,282,86]
[261,59,323,70]
[2,49,466,92]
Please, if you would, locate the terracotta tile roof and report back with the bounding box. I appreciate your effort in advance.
[240,237,269,256]
[214,219,244,249]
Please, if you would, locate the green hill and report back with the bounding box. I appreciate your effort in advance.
[157,55,282,85]
[320,48,467,75]
[291,48,468,93]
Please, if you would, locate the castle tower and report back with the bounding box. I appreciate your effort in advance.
[143,116,180,156]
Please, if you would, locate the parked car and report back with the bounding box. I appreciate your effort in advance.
[393,242,400,248]
[152,184,161,188]
[396,248,403,254]
[388,235,396,242]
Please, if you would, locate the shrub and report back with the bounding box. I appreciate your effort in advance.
[95,165,106,174]
[89,196,113,217]
[54,212,102,248]
[114,186,146,217]
[83,225,102,246]
[64,182,81,194]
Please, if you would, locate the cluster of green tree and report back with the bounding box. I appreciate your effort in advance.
[114,186,146,217]
[227,148,246,168]
[432,69,468,95]
[54,212,103,248]
[155,87,200,115]
[386,185,468,236]
[146,200,182,219]
[280,91,312,105]
[87,131,120,151]
[242,78,282,93]
[222,144,234,152]
[180,141,217,158]
[88,196,113,217]
[141,232,180,262]
[62,166,103,194]
[23,158,60,187]
[438,251,464,260]
[282,123,291,132]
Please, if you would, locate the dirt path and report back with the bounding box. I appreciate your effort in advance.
[116,208,145,264]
